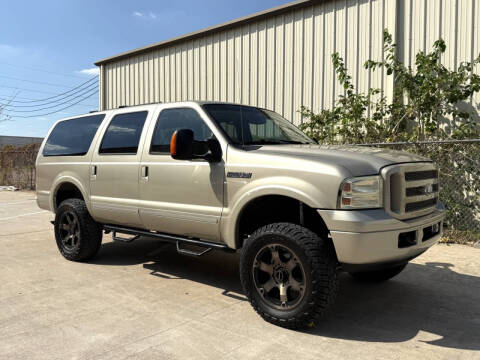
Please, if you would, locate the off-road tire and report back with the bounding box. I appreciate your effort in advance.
[349,263,407,282]
[54,198,102,262]
[240,222,338,329]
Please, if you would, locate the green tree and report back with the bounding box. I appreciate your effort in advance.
[301,29,480,143]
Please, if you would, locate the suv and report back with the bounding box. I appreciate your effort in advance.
[36,101,445,329]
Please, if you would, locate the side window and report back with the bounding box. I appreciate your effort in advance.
[99,111,147,154]
[150,108,213,153]
[43,114,105,156]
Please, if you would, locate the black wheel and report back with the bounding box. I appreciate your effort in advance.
[349,263,407,282]
[240,223,338,329]
[54,198,102,262]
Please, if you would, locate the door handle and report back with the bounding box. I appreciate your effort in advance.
[91,165,97,180]
[141,166,149,180]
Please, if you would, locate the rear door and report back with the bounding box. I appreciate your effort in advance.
[90,109,151,227]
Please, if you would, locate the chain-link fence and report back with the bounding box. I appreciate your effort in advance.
[1,140,479,236]
[0,144,39,190]
[360,139,480,234]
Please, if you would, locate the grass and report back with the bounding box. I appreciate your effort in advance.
[440,229,480,246]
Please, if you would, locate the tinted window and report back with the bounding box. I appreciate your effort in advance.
[151,108,213,153]
[43,114,105,156]
[99,111,147,154]
[203,104,314,145]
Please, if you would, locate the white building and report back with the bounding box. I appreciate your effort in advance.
[95,0,480,125]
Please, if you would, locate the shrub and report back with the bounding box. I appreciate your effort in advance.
[300,30,480,143]
[300,30,480,241]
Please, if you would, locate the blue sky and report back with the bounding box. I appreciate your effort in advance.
[0,0,288,137]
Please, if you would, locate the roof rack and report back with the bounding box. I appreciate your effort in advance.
[117,101,163,109]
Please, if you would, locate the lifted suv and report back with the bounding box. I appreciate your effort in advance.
[36,101,445,329]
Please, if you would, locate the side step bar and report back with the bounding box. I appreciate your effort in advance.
[112,231,139,243]
[103,224,235,255]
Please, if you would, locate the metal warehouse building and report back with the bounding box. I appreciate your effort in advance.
[95,0,480,125]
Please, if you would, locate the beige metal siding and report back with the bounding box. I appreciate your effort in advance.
[100,0,479,125]
[398,0,480,122]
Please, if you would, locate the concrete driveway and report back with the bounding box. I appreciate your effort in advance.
[1,191,479,359]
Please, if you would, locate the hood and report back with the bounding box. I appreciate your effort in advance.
[250,144,430,176]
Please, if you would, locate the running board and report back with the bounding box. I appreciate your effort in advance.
[112,231,139,243]
[103,224,235,254]
[176,242,212,257]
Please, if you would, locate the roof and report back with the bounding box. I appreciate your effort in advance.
[95,0,318,66]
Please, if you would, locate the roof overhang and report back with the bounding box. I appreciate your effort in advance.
[94,0,319,66]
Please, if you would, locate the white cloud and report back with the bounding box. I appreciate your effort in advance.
[0,44,24,59]
[0,44,22,54]
[77,67,100,76]
[132,11,157,20]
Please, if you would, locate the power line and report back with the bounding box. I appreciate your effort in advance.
[0,61,87,79]
[3,85,98,113]
[0,94,96,108]
[0,74,90,89]
[0,81,98,108]
[0,85,63,96]
[5,90,99,119]
[0,76,98,103]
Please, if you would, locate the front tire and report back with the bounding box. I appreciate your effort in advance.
[349,263,408,282]
[240,223,338,329]
[54,198,102,262]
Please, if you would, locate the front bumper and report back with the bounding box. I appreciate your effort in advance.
[318,203,445,265]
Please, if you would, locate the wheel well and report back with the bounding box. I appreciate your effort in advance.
[55,182,84,210]
[235,195,329,248]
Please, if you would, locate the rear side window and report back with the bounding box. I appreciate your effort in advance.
[150,108,213,153]
[99,111,147,154]
[43,114,105,156]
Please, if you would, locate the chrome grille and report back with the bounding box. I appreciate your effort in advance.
[406,183,438,196]
[404,170,438,181]
[382,163,439,219]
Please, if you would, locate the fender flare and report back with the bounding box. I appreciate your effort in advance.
[222,184,324,249]
[50,175,90,213]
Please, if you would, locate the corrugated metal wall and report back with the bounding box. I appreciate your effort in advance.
[397,0,480,123]
[100,0,480,125]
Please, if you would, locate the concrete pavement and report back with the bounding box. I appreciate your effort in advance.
[0,191,479,359]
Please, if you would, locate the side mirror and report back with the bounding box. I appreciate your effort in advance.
[205,138,222,162]
[170,129,194,160]
[170,129,223,162]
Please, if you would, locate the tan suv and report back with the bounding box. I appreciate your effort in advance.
[36,101,445,329]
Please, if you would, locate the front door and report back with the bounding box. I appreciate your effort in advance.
[90,110,150,228]
[139,106,224,241]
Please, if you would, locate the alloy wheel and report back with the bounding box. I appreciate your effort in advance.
[252,243,306,310]
[58,211,80,251]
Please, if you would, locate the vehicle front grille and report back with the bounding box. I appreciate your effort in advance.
[406,183,439,196]
[404,170,438,181]
[405,197,438,212]
[383,163,439,219]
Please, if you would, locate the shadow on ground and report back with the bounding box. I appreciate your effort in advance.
[91,237,480,351]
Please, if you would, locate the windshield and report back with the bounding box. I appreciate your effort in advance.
[202,104,315,146]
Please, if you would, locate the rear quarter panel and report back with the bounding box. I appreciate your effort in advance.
[36,112,110,213]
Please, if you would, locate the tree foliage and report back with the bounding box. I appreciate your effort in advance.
[300,29,480,143]
[299,30,480,235]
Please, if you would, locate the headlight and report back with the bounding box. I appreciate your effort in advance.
[338,175,383,209]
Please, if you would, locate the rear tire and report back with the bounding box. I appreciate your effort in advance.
[54,198,102,262]
[349,263,407,282]
[240,222,338,329]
